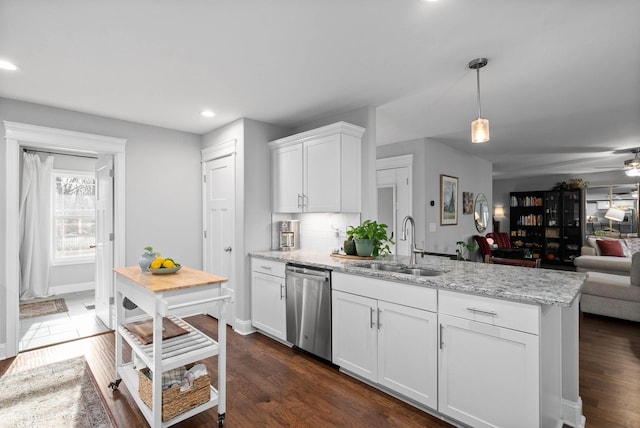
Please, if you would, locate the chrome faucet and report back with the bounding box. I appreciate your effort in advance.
[401,215,424,265]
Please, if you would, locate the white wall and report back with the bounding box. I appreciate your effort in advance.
[378,138,493,256]
[0,97,202,346]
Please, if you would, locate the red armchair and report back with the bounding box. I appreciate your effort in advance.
[487,232,511,249]
[473,235,493,262]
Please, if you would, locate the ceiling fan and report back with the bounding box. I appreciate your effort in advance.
[623,149,640,177]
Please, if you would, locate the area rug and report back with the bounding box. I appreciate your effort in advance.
[19,298,68,319]
[0,357,114,427]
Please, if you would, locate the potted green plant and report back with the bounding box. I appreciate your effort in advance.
[569,178,588,190]
[455,240,478,261]
[347,220,395,257]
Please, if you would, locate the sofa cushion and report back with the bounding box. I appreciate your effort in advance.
[582,272,640,303]
[623,238,640,257]
[596,240,625,257]
[574,255,631,276]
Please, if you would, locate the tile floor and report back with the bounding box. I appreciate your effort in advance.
[19,290,111,351]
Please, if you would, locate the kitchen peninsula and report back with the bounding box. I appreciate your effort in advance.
[250,250,585,428]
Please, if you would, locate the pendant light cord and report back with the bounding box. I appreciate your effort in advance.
[476,67,482,119]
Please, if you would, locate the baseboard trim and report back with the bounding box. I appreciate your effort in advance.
[0,343,6,360]
[562,397,585,428]
[233,318,255,336]
[49,281,94,295]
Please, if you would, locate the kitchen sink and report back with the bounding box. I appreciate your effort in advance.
[398,268,443,277]
[358,263,404,272]
[356,263,443,277]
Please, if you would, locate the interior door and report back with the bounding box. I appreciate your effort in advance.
[95,155,114,328]
[204,155,235,325]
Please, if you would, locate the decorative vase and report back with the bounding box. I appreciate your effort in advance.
[354,239,374,257]
[343,238,357,256]
[139,249,157,272]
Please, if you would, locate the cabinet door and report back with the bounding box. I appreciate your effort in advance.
[377,300,438,409]
[438,314,540,428]
[304,135,342,212]
[251,271,287,340]
[332,290,377,382]
[272,144,303,213]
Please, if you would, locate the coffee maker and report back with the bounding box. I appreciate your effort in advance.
[279,220,300,251]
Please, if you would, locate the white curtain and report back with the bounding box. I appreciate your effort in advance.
[19,152,55,300]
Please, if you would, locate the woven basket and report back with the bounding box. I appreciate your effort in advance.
[138,366,210,421]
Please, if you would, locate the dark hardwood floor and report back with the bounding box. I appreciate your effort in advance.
[1,313,638,427]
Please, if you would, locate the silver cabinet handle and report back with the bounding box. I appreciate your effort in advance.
[224,246,232,252]
[260,265,272,270]
[377,308,382,330]
[440,324,444,349]
[466,307,498,316]
[280,283,285,300]
[303,193,308,208]
[370,307,375,329]
[297,194,302,208]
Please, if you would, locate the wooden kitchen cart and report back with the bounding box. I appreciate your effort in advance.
[109,266,229,427]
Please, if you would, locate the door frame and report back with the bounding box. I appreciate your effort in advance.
[376,154,413,254]
[3,121,126,359]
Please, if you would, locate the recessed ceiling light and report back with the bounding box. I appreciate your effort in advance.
[201,110,216,118]
[0,59,20,71]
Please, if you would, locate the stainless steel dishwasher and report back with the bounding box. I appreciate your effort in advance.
[286,263,332,361]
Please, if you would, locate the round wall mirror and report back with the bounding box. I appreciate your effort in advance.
[474,193,490,233]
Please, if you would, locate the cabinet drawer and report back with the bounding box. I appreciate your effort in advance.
[251,258,285,277]
[333,272,437,312]
[439,290,539,335]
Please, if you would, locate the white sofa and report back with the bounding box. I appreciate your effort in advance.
[580,252,640,322]
[573,236,640,276]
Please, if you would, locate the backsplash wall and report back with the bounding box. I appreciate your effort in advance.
[271,213,361,253]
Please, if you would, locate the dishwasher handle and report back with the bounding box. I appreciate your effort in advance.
[286,270,329,282]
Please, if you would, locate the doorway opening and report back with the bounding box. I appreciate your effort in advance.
[17,150,109,351]
[376,155,413,256]
[4,122,126,359]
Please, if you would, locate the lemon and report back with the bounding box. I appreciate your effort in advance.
[162,259,176,268]
[150,257,165,269]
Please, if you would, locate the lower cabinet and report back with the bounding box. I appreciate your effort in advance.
[251,258,286,340]
[438,290,541,428]
[332,273,438,409]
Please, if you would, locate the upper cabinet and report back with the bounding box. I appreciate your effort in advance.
[269,122,365,213]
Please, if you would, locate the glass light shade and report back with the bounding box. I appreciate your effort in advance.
[494,206,505,217]
[625,168,640,177]
[471,118,490,143]
[604,207,625,222]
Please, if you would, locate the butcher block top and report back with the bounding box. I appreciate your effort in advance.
[113,266,227,293]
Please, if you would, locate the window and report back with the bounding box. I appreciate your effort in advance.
[53,170,96,263]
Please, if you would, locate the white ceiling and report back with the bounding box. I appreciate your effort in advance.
[1,0,639,179]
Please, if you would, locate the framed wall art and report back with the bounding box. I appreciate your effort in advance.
[440,174,458,225]
[463,192,474,214]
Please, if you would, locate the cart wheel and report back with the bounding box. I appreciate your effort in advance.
[218,413,225,426]
[108,379,122,390]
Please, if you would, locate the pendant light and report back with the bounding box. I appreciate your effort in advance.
[468,58,489,143]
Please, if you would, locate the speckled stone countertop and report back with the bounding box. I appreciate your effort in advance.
[250,250,585,307]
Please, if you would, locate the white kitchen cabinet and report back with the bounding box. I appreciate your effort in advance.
[251,258,287,341]
[438,290,540,428]
[269,121,364,213]
[332,273,438,409]
[332,290,377,381]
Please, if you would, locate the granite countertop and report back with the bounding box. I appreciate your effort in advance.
[250,250,585,307]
